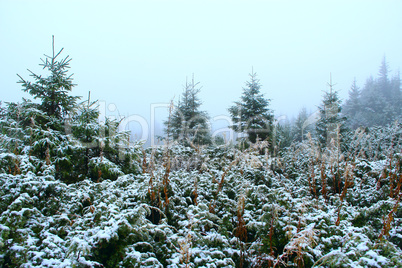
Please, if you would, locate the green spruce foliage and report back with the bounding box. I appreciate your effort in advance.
[228,71,274,145]
[1,39,402,267]
[1,123,401,267]
[165,76,211,146]
[1,37,141,184]
[315,78,347,149]
[17,36,80,125]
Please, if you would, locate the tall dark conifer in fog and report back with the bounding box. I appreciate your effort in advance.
[344,57,402,127]
[378,56,392,101]
[228,71,274,145]
[358,58,401,126]
[377,57,397,124]
[342,78,363,130]
[390,70,402,121]
[359,76,387,126]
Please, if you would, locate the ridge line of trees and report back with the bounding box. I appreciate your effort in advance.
[1,39,401,173]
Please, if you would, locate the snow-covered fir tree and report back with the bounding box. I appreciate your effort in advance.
[228,71,274,146]
[165,76,211,146]
[2,38,140,183]
[68,93,141,182]
[17,36,80,127]
[1,39,402,268]
[315,77,347,149]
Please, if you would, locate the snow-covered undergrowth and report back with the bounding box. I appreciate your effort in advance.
[0,125,401,267]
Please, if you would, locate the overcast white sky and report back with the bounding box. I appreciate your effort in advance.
[1,0,402,142]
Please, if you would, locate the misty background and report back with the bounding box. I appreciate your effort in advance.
[1,0,401,144]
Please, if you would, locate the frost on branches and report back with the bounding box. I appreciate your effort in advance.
[0,122,401,267]
[0,39,401,267]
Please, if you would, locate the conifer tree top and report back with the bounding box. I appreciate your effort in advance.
[165,75,211,146]
[17,36,80,120]
[228,71,274,144]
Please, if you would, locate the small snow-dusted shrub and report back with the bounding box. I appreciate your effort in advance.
[315,231,402,268]
[88,157,124,182]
